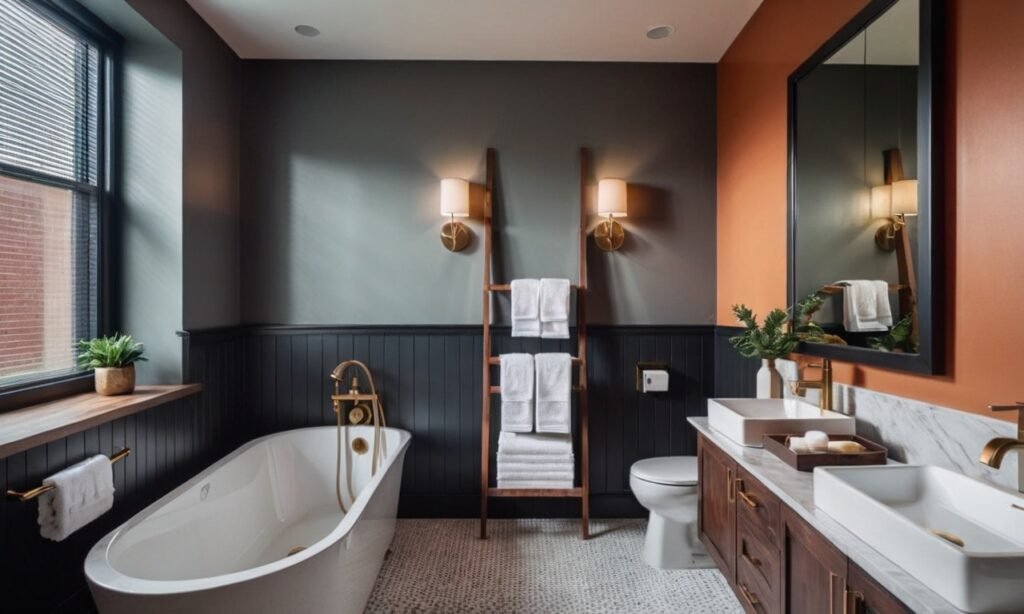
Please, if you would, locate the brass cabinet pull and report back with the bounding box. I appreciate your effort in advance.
[845,589,863,614]
[737,478,761,507]
[727,468,735,503]
[741,551,761,568]
[738,582,760,609]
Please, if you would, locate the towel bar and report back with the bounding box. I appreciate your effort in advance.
[5,448,131,502]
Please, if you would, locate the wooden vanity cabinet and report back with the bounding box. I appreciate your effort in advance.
[781,506,846,614]
[847,563,913,614]
[697,434,910,614]
[698,433,738,581]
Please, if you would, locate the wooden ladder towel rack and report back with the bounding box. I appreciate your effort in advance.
[479,147,591,540]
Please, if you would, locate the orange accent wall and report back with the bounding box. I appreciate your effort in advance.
[717,0,1024,420]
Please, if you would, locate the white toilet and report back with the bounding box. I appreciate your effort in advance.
[630,456,713,570]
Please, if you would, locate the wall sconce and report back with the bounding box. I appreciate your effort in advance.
[873,179,918,251]
[595,178,627,252]
[440,178,470,252]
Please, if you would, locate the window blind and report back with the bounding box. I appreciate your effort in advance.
[0,0,102,389]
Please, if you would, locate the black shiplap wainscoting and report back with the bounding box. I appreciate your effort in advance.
[0,393,235,613]
[182,325,722,518]
[713,326,760,398]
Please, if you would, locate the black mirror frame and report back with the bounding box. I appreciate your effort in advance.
[787,0,946,374]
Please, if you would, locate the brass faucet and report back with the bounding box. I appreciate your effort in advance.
[980,402,1024,493]
[789,359,833,412]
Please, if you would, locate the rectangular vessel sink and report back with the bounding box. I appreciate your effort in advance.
[707,398,855,447]
[814,465,1024,613]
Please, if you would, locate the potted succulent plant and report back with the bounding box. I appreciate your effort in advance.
[728,305,799,399]
[77,334,147,396]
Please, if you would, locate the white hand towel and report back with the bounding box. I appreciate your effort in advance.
[511,279,541,337]
[539,278,570,339]
[496,452,574,464]
[497,479,574,489]
[37,454,115,542]
[838,280,889,332]
[535,353,572,434]
[872,280,894,327]
[496,470,575,481]
[498,432,573,456]
[500,353,534,432]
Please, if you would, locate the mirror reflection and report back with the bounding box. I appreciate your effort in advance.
[793,0,921,354]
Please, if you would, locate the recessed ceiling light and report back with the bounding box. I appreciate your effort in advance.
[294,25,320,37]
[645,25,675,40]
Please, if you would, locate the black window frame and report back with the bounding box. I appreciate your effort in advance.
[0,0,122,411]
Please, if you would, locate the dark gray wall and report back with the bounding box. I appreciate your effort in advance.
[240,61,717,326]
[794,65,917,321]
[125,0,242,331]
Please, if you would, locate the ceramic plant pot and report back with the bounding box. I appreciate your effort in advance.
[95,364,136,396]
[756,359,783,399]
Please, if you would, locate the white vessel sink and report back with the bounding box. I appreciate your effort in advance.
[814,465,1024,613]
[706,398,855,447]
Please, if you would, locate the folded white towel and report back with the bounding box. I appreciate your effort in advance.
[496,470,575,482]
[838,280,890,332]
[498,432,573,456]
[497,479,574,489]
[495,461,575,474]
[500,353,534,432]
[511,279,541,338]
[37,454,114,542]
[535,353,572,434]
[496,452,574,464]
[539,278,570,339]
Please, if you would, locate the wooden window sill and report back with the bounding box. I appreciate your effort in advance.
[0,384,202,459]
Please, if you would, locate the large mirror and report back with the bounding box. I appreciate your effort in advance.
[789,0,943,373]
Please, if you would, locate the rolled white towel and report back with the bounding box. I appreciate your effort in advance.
[37,454,114,542]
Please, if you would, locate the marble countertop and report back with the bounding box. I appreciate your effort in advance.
[688,417,963,614]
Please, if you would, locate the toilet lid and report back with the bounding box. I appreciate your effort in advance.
[630,456,699,486]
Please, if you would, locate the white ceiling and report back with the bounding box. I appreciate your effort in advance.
[185,0,763,62]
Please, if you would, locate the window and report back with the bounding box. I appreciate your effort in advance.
[0,0,113,392]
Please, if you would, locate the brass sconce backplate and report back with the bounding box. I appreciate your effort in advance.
[874,224,897,252]
[595,219,624,252]
[441,221,470,252]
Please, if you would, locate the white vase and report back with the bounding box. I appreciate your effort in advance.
[756,359,783,399]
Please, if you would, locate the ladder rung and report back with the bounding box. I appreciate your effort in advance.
[487,487,583,498]
[488,356,582,365]
[486,284,585,292]
[490,385,583,394]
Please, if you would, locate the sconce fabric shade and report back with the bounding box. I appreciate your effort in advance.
[870,185,892,219]
[891,179,918,216]
[440,178,470,217]
[597,178,628,218]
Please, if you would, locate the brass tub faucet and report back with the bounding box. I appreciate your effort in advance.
[980,402,1024,493]
[789,359,833,412]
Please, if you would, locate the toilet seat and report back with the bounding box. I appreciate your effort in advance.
[630,456,698,486]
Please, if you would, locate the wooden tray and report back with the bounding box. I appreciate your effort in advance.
[763,434,887,472]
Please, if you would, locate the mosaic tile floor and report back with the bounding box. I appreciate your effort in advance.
[365,519,742,613]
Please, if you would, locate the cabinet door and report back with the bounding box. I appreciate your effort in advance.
[847,563,911,614]
[781,507,847,614]
[698,435,737,582]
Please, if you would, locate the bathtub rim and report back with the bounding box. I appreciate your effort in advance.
[84,425,411,596]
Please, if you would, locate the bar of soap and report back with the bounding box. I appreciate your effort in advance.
[804,430,829,452]
[827,440,866,454]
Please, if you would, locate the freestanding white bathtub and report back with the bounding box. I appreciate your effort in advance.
[85,425,411,614]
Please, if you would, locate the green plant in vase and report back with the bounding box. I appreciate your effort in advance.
[77,333,147,396]
[728,305,799,399]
